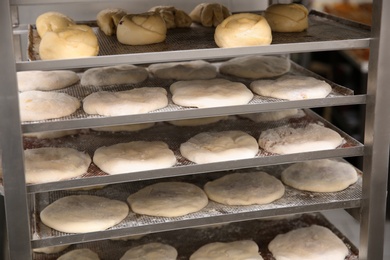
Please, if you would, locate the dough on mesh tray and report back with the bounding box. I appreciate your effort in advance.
[23,129,79,139]
[149,6,192,29]
[239,109,301,122]
[80,64,148,87]
[83,87,168,116]
[33,244,71,254]
[168,116,228,126]
[36,11,75,38]
[189,3,231,27]
[57,248,100,260]
[219,55,290,79]
[127,182,208,217]
[120,242,178,260]
[91,122,155,132]
[264,3,309,33]
[204,171,285,205]
[148,60,217,80]
[17,70,79,92]
[97,8,127,36]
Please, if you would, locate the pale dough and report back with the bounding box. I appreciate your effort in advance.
[120,242,178,260]
[268,225,349,260]
[264,3,309,32]
[190,240,263,260]
[240,109,300,122]
[189,3,231,27]
[250,75,332,100]
[204,171,285,205]
[23,129,79,139]
[281,159,358,192]
[92,122,155,132]
[127,182,208,217]
[148,60,217,80]
[83,87,168,116]
[149,6,192,29]
[168,116,228,126]
[36,11,75,38]
[180,130,259,164]
[57,248,100,260]
[24,147,91,184]
[170,79,253,108]
[19,91,80,122]
[97,8,127,36]
[93,141,176,175]
[33,244,70,254]
[17,70,79,92]
[219,55,290,79]
[80,64,148,87]
[40,195,129,233]
[258,123,344,154]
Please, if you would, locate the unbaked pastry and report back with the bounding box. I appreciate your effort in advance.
[23,129,80,139]
[91,122,155,132]
[36,11,75,38]
[57,248,100,260]
[149,6,192,29]
[264,3,309,32]
[240,109,301,122]
[189,3,231,27]
[17,70,79,92]
[120,242,178,260]
[33,244,70,254]
[148,60,217,80]
[97,8,127,36]
[168,116,228,126]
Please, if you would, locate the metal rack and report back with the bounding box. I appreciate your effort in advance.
[0,0,389,259]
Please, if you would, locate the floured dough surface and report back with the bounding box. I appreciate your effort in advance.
[250,75,332,100]
[40,195,129,233]
[93,141,176,175]
[258,123,344,154]
[240,109,300,122]
[190,240,263,260]
[33,244,70,254]
[83,87,168,116]
[268,225,349,260]
[120,242,178,260]
[25,147,91,184]
[92,122,155,132]
[17,70,79,92]
[204,171,285,205]
[168,116,228,126]
[57,248,100,260]
[127,182,208,217]
[148,60,217,80]
[19,91,80,122]
[281,159,358,192]
[81,64,148,87]
[219,55,290,79]
[180,130,258,164]
[24,129,79,139]
[170,79,253,108]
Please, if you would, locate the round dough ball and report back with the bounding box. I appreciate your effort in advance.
[39,24,99,60]
[19,91,80,122]
[120,243,178,260]
[127,182,208,217]
[97,8,127,36]
[92,122,155,132]
[57,248,100,260]
[149,6,192,29]
[40,195,129,233]
[204,171,285,205]
[264,3,309,32]
[189,3,231,27]
[17,70,79,92]
[148,60,217,80]
[214,13,272,48]
[36,11,75,38]
[33,244,70,254]
[117,12,167,45]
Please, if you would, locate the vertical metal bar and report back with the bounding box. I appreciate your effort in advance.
[360,0,390,259]
[0,0,32,259]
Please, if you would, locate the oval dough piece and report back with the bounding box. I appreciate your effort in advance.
[57,248,100,260]
[219,55,290,79]
[92,122,155,132]
[19,91,80,122]
[97,8,127,36]
[120,242,178,260]
[23,129,79,139]
[204,171,285,205]
[168,116,228,127]
[127,182,208,217]
[170,79,253,108]
[190,240,263,260]
[33,244,70,254]
[93,141,176,175]
[250,75,332,101]
[268,225,349,260]
[281,159,358,192]
[180,130,259,164]
[83,87,168,116]
[148,60,217,80]
[36,11,75,38]
[40,195,129,233]
[81,64,148,87]
[258,123,344,155]
[17,70,79,92]
[24,147,91,184]
[264,3,309,32]
[240,109,300,122]
[149,6,192,29]
[189,3,231,27]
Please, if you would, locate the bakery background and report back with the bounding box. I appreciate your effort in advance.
[1,0,389,259]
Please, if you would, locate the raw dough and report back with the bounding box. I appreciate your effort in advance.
[117,12,167,45]
[281,159,358,192]
[127,182,208,217]
[83,87,168,116]
[80,64,148,87]
[190,240,263,260]
[17,70,79,92]
[170,79,253,108]
[268,225,349,260]
[180,130,258,164]
[149,6,192,29]
[189,3,231,27]
[19,91,80,122]
[23,129,79,139]
[214,13,272,48]
[36,11,75,38]
[33,244,70,254]
[240,109,300,122]
[97,8,127,36]
[93,141,176,175]
[250,75,332,100]
[24,147,91,184]
[219,55,290,79]
[57,248,100,260]
[39,24,99,60]
[92,122,155,132]
[264,3,309,32]
[40,195,129,233]
[148,60,217,80]
[204,171,285,205]
[258,123,344,154]
[120,242,178,260]
[168,116,228,126]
